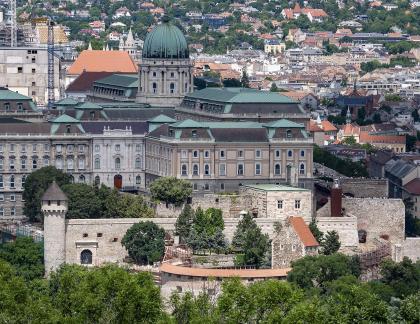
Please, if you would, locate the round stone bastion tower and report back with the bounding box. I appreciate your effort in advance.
[41,181,68,277]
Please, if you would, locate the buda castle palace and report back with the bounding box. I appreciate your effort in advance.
[0,16,312,220]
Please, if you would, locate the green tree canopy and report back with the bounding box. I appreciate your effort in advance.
[0,237,43,280]
[175,204,195,244]
[23,166,72,222]
[321,230,341,255]
[232,213,270,268]
[287,253,361,290]
[122,221,165,265]
[150,177,192,206]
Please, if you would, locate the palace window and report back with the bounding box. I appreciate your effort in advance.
[295,200,301,209]
[181,164,188,176]
[21,158,26,170]
[219,163,226,176]
[255,150,261,158]
[193,164,199,176]
[94,176,100,186]
[204,164,210,176]
[136,176,141,185]
[115,158,121,170]
[0,175,3,188]
[10,175,15,189]
[300,150,305,157]
[237,163,244,175]
[299,163,305,175]
[277,200,283,209]
[274,163,281,175]
[32,159,37,169]
[94,157,100,169]
[170,83,175,94]
[287,150,293,158]
[193,150,199,158]
[135,157,141,169]
[255,163,261,175]
[220,150,225,159]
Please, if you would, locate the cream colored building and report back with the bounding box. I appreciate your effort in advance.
[145,119,314,193]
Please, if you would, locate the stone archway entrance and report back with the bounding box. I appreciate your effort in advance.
[114,175,122,189]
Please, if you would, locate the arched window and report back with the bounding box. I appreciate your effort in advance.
[204,164,210,175]
[300,163,305,175]
[274,163,281,175]
[67,158,74,170]
[32,159,37,169]
[94,176,100,186]
[193,164,199,176]
[115,157,121,170]
[94,157,100,169]
[286,129,292,138]
[170,83,175,93]
[10,175,15,188]
[287,150,293,158]
[152,82,157,93]
[135,157,141,169]
[135,175,141,185]
[79,175,85,183]
[56,157,63,169]
[181,164,187,176]
[80,249,92,265]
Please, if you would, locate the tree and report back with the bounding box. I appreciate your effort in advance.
[23,166,72,222]
[223,78,242,87]
[232,213,270,268]
[62,183,102,219]
[175,204,194,243]
[186,207,227,254]
[122,221,165,265]
[287,254,361,290]
[150,177,192,206]
[321,231,341,255]
[342,135,357,145]
[309,220,324,244]
[48,264,164,323]
[399,293,420,323]
[412,109,420,123]
[0,237,43,280]
[240,68,250,88]
[380,257,420,298]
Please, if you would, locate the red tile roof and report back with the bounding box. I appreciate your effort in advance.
[290,217,319,247]
[359,132,406,144]
[66,71,115,92]
[68,50,138,75]
[404,179,420,195]
[160,263,291,278]
[321,120,337,132]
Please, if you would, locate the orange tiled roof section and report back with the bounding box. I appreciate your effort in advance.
[321,120,337,132]
[290,216,319,247]
[160,263,291,278]
[68,50,138,75]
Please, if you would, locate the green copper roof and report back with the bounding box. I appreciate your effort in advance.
[55,98,79,106]
[95,74,139,88]
[76,102,103,110]
[52,114,80,123]
[0,89,32,100]
[142,17,189,59]
[172,119,207,128]
[244,184,309,192]
[264,119,304,128]
[148,114,177,123]
[186,88,297,104]
[202,121,261,129]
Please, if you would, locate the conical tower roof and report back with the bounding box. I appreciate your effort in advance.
[42,181,68,201]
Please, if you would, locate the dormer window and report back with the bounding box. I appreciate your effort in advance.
[286,129,292,138]
[169,130,174,137]
[191,129,197,137]
[66,125,71,134]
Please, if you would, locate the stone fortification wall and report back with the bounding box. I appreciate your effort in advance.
[316,197,405,245]
[340,179,388,198]
[155,194,245,219]
[402,238,420,262]
[64,217,279,267]
[317,216,358,248]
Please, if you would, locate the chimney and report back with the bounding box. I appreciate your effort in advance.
[330,179,342,217]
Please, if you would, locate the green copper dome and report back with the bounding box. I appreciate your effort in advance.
[142,17,189,59]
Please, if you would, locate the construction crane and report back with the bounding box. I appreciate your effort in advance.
[32,17,55,109]
[9,0,16,47]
